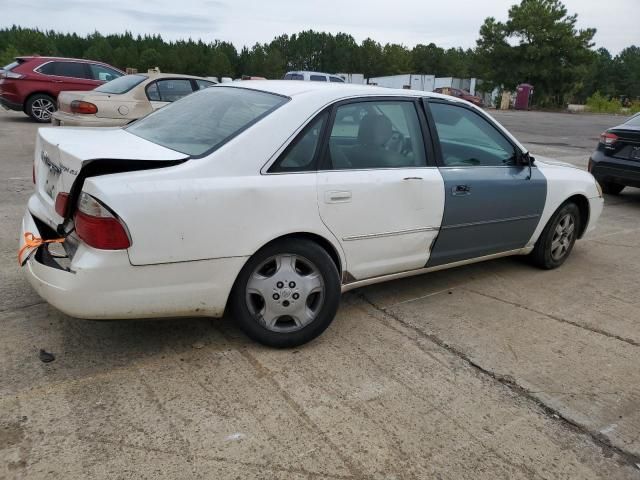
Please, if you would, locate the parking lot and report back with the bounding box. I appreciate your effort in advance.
[1,108,639,478]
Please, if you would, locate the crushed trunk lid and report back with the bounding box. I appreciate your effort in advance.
[34,127,188,230]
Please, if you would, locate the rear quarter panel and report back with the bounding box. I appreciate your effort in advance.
[81,97,348,268]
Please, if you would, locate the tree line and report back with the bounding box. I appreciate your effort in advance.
[0,0,638,107]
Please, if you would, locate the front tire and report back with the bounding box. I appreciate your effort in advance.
[529,202,581,269]
[26,94,56,123]
[229,239,341,348]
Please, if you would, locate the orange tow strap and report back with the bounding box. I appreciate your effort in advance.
[18,232,65,266]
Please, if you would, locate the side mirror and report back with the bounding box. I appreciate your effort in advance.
[517,151,534,166]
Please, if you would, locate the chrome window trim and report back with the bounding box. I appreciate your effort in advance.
[342,226,439,242]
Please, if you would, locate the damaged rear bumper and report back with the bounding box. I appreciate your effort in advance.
[21,199,247,320]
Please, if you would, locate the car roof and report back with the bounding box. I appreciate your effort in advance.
[17,56,110,64]
[220,79,452,102]
[144,73,214,81]
[286,71,340,76]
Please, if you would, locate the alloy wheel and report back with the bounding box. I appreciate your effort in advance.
[550,213,575,261]
[31,98,55,121]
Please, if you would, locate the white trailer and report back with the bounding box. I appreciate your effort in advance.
[367,74,435,92]
[435,77,478,95]
[337,73,365,84]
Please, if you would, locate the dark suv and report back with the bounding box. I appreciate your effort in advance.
[589,113,640,194]
[0,56,124,122]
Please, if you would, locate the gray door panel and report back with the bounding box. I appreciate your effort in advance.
[427,166,546,267]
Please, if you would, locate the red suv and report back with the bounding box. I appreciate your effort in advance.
[0,56,124,122]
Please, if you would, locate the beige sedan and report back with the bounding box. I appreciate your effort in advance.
[52,73,216,127]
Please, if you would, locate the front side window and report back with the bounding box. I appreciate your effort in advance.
[310,75,327,82]
[127,86,288,156]
[429,102,516,167]
[326,101,426,169]
[269,112,328,173]
[90,64,122,82]
[329,76,344,83]
[94,74,147,94]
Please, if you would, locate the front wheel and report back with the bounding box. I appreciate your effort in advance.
[229,239,341,348]
[529,202,581,269]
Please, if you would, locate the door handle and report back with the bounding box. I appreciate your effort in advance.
[403,176,423,181]
[325,190,352,203]
[452,184,471,196]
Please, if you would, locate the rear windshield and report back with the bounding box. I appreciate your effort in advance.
[2,60,21,71]
[94,74,147,94]
[126,86,288,156]
[625,114,640,127]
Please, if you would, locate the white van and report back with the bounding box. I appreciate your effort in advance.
[283,71,345,83]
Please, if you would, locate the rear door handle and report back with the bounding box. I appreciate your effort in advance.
[325,190,352,203]
[452,184,471,196]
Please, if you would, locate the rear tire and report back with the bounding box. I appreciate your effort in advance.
[26,94,56,123]
[529,202,581,270]
[599,181,624,195]
[229,239,341,348]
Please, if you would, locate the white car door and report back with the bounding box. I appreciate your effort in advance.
[317,99,445,280]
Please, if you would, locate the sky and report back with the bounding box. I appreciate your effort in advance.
[1,0,638,54]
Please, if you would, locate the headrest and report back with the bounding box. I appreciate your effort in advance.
[357,114,392,147]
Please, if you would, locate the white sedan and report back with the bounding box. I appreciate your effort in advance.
[21,81,603,347]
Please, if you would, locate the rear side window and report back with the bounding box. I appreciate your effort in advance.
[127,87,289,157]
[429,102,516,167]
[310,75,327,82]
[269,112,328,172]
[284,73,304,80]
[150,79,194,102]
[94,74,147,94]
[195,79,215,90]
[326,100,426,169]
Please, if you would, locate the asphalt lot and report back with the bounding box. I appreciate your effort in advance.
[1,108,639,479]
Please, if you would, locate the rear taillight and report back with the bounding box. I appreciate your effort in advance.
[74,192,130,250]
[55,192,69,216]
[0,71,24,79]
[70,100,98,114]
[600,131,618,148]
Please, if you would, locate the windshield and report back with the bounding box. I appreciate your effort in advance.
[94,74,147,94]
[126,86,289,156]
